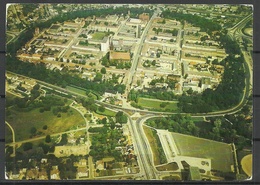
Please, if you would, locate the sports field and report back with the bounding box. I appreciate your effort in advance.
[137,97,178,111]
[172,132,234,172]
[241,154,252,177]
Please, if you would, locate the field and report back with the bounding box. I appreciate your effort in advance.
[241,154,252,177]
[6,107,85,142]
[92,32,107,40]
[66,85,87,96]
[172,132,234,172]
[96,108,117,117]
[66,85,99,100]
[191,117,204,122]
[137,98,179,111]
[54,145,88,157]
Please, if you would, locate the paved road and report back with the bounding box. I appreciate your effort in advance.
[126,113,157,180]
[125,12,158,95]
[7,69,250,118]
[5,121,16,156]
[6,12,253,179]
[227,13,252,41]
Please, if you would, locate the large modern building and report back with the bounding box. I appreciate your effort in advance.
[101,37,110,53]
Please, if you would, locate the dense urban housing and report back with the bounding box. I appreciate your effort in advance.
[5,4,253,181]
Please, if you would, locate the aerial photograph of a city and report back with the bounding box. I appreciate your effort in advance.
[5,3,253,181]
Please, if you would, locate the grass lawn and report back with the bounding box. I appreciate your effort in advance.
[96,108,117,117]
[92,32,107,40]
[191,117,204,122]
[137,97,179,111]
[172,132,234,172]
[143,125,166,165]
[6,107,85,142]
[66,85,99,100]
[66,85,87,96]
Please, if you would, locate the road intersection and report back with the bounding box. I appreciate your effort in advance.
[5,11,253,180]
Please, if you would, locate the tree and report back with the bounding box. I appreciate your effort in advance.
[98,105,105,112]
[33,84,40,90]
[186,88,193,95]
[101,67,106,74]
[116,111,127,123]
[45,135,51,143]
[110,122,115,130]
[59,134,68,145]
[90,104,97,112]
[160,102,168,108]
[94,72,102,82]
[162,19,166,24]
[42,125,48,130]
[30,127,37,135]
[102,117,107,124]
[23,142,33,151]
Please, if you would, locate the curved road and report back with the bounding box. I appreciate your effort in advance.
[5,13,253,180]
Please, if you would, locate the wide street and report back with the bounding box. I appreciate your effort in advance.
[125,11,158,96]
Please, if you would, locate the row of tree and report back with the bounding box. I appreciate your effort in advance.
[7,57,126,95]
